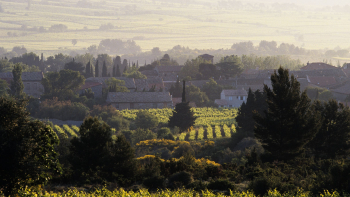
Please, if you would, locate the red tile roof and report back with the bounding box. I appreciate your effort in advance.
[300,62,337,70]
[79,81,102,90]
[307,75,337,87]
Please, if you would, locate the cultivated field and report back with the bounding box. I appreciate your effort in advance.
[1,0,350,56]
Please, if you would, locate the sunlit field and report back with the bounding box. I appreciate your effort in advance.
[1,0,350,56]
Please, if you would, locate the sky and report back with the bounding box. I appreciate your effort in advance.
[251,0,349,7]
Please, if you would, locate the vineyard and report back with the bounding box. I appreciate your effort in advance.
[176,124,236,141]
[52,124,79,138]
[120,107,238,127]
[4,188,341,197]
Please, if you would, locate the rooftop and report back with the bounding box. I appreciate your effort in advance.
[300,62,337,70]
[222,89,248,96]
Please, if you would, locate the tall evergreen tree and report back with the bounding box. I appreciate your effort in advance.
[115,56,122,66]
[116,64,121,77]
[90,64,93,77]
[309,100,350,159]
[85,61,91,77]
[122,59,128,70]
[254,67,321,161]
[113,64,116,77]
[168,80,196,132]
[95,60,99,77]
[172,76,182,97]
[10,64,25,99]
[102,61,107,77]
[236,89,266,138]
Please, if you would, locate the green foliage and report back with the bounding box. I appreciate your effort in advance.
[105,78,129,92]
[10,64,25,99]
[0,97,61,196]
[306,87,334,101]
[217,55,244,79]
[41,69,85,100]
[69,116,112,182]
[236,89,266,138]
[64,59,84,73]
[180,57,209,79]
[168,102,196,132]
[206,125,213,139]
[168,171,193,189]
[62,124,78,137]
[310,100,350,159]
[35,98,90,121]
[208,179,236,191]
[157,127,174,140]
[186,85,210,107]
[135,110,159,130]
[202,79,223,101]
[0,78,8,96]
[132,128,157,145]
[254,67,321,161]
[107,115,130,132]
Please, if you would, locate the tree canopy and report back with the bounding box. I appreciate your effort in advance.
[254,67,321,161]
[0,97,61,196]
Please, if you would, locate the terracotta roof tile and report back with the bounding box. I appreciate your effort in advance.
[307,75,337,87]
[301,62,337,70]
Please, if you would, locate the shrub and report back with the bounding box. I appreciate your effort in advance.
[168,171,193,189]
[135,110,159,130]
[142,175,166,190]
[36,98,89,121]
[107,115,129,131]
[187,180,208,191]
[208,179,236,191]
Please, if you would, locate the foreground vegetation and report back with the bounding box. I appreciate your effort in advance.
[0,188,343,197]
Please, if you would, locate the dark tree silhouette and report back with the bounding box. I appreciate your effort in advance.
[95,60,99,77]
[10,64,25,99]
[0,97,61,196]
[168,80,196,132]
[254,67,321,161]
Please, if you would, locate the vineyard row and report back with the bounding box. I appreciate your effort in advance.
[177,124,236,141]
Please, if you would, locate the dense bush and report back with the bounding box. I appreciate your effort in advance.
[35,98,89,120]
[208,179,236,191]
[168,171,193,189]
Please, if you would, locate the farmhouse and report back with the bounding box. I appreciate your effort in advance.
[215,89,248,108]
[0,72,44,98]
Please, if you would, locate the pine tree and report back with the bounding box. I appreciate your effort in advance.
[116,64,121,77]
[254,67,321,161]
[168,80,196,132]
[236,89,266,138]
[10,64,25,99]
[102,61,107,77]
[309,100,350,159]
[95,60,99,77]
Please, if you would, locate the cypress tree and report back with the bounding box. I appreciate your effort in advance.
[115,56,122,66]
[90,64,93,77]
[236,88,266,138]
[116,64,121,77]
[102,61,107,77]
[254,67,321,161]
[113,64,116,77]
[95,60,99,77]
[168,80,196,133]
[86,61,91,77]
[10,64,25,99]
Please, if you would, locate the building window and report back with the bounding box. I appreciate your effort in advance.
[229,96,232,101]
[115,103,119,109]
[240,96,243,100]
[229,105,232,107]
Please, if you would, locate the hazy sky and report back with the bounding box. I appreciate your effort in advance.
[251,0,349,7]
